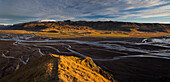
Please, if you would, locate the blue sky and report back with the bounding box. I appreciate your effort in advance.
[0,0,170,24]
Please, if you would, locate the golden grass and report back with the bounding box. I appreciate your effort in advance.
[51,54,115,82]
[0,30,35,34]
[89,34,129,37]
[129,31,170,38]
[46,63,54,76]
[0,29,170,38]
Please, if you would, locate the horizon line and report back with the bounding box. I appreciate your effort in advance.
[1,20,170,25]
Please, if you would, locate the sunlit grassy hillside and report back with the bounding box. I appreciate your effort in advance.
[52,54,115,82]
[0,29,170,38]
[0,54,115,82]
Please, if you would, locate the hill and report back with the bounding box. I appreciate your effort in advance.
[0,54,115,82]
[7,21,170,32]
[0,21,170,38]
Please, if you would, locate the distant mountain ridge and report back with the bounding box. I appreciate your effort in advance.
[6,21,170,33]
[0,25,13,29]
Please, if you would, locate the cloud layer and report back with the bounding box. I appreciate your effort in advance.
[0,0,170,24]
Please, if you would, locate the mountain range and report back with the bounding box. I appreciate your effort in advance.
[5,21,170,32]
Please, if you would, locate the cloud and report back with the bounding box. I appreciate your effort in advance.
[124,0,168,9]
[0,0,170,24]
[118,4,170,19]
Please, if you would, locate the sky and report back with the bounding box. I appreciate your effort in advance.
[0,0,170,24]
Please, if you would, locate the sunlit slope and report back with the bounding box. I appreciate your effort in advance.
[0,55,115,82]
[52,54,115,82]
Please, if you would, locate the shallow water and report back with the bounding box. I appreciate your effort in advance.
[0,33,170,61]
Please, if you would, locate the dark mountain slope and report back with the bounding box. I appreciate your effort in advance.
[0,55,59,82]
[7,21,170,32]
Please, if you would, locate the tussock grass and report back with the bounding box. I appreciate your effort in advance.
[51,54,115,82]
[0,54,115,82]
[0,29,170,38]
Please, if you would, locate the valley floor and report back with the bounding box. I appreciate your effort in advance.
[0,29,170,38]
[0,33,170,81]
